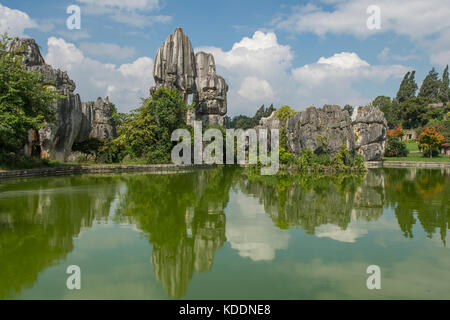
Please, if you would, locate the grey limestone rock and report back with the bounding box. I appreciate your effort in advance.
[352,106,387,161]
[13,38,83,161]
[150,27,197,101]
[150,28,229,126]
[285,105,355,157]
[13,38,116,161]
[79,97,116,141]
[194,52,228,119]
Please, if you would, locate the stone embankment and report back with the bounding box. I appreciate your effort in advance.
[0,164,215,179]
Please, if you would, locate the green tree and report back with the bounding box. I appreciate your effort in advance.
[112,87,189,163]
[265,104,276,117]
[396,71,417,103]
[230,115,254,129]
[417,126,445,158]
[253,105,266,125]
[0,34,59,153]
[343,104,354,116]
[419,68,440,102]
[400,97,429,129]
[439,65,449,103]
[110,102,128,132]
[275,105,296,152]
[373,95,401,128]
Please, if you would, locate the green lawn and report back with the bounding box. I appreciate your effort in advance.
[383,140,450,162]
[384,151,450,162]
[405,140,419,152]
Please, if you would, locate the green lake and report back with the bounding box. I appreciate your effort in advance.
[0,167,449,300]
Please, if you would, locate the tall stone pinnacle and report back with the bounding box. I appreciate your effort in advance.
[150,28,228,126]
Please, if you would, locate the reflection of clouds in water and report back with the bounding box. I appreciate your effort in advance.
[315,224,368,243]
[316,209,401,243]
[225,191,289,261]
[275,246,450,299]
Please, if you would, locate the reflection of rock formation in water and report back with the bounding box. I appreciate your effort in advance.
[239,171,384,235]
[352,169,385,221]
[151,210,226,298]
[116,168,236,299]
[240,167,449,246]
[0,176,121,299]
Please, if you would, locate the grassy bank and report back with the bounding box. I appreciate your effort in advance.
[384,141,450,162]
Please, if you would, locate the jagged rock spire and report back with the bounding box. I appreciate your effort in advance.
[150,28,228,126]
[151,27,197,100]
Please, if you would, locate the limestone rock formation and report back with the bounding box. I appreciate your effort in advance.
[194,52,228,125]
[151,28,228,126]
[150,27,197,101]
[13,38,83,161]
[286,105,355,157]
[13,38,116,161]
[352,106,387,161]
[79,97,116,141]
[12,39,76,95]
[257,111,279,130]
[254,111,280,152]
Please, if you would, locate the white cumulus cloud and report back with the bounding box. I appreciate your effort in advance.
[80,42,136,60]
[273,0,450,66]
[238,77,274,102]
[0,4,36,37]
[45,37,154,113]
[197,31,293,115]
[292,51,408,107]
[197,31,408,115]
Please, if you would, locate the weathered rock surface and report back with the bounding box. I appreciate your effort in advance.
[254,111,280,152]
[79,97,116,141]
[286,105,355,156]
[12,38,76,95]
[194,52,228,124]
[352,106,387,161]
[13,38,116,161]
[13,38,83,161]
[151,28,228,126]
[150,27,197,101]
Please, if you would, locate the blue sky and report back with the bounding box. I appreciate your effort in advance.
[1,0,449,116]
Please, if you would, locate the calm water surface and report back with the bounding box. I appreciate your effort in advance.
[0,167,449,299]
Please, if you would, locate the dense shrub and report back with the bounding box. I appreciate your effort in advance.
[111,87,190,164]
[291,144,365,172]
[385,137,409,157]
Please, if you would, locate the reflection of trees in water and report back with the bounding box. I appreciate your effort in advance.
[239,171,384,234]
[1,167,447,300]
[115,167,237,299]
[0,176,119,299]
[384,168,450,244]
[241,168,450,246]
